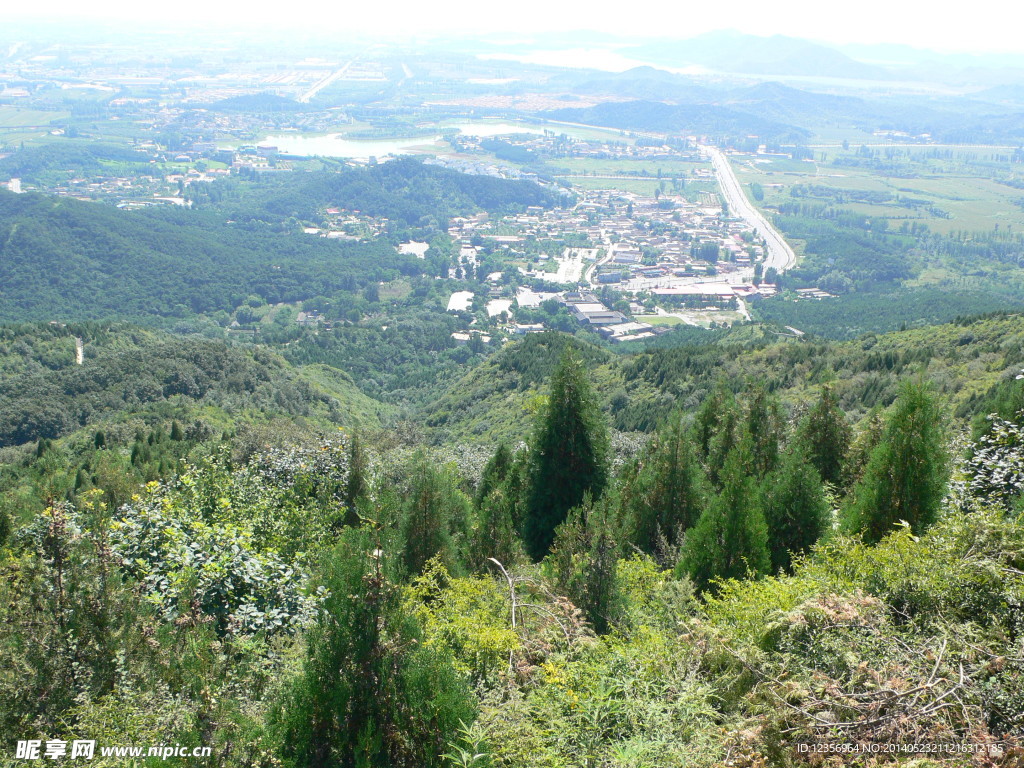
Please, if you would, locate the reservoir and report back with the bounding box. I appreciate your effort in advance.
[228,122,544,160]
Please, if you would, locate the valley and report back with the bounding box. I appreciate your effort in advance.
[1,19,1024,768]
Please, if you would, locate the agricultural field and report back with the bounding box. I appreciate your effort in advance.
[0,106,68,128]
[731,148,1024,236]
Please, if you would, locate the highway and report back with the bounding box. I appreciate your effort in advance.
[700,144,797,274]
[298,62,353,104]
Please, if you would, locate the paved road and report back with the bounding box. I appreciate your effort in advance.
[298,62,354,103]
[701,144,797,273]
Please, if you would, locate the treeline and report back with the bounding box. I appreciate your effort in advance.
[0,190,421,321]
[0,142,152,184]
[283,306,494,405]
[424,314,1024,442]
[771,211,918,292]
[546,99,812,146]
[204,157,565,228]
[0,325,373,447]
[753,287,1023,340]
[3,347,1021,766]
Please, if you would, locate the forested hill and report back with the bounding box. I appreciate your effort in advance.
[0,160,563,323]
[0,190,419,322]
[422,312,1024,443]
[206,156,567,226]
[0,323,389,447]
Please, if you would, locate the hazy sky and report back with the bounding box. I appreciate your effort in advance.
[3,0,1021,55]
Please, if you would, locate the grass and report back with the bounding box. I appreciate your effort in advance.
[567,177,666,196]
[731,151,1024,236]
[635,314,690,326]
[0,106,68,128]
[379,279,413,301]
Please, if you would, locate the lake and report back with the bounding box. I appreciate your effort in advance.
[228,122,544,160]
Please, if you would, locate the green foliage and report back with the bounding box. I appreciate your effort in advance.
[342,432,369,527]
[111,477,315,637]
[622,412,707,560]
[550,496,622,634]
[215,156,563,228]
[678,446,770,592]
[795,384,850,486]
[475,443,514,508]
[0,499,137,733]
[842,379,949,542]
[0,323,381,448]
[741,383,785,478]
[467,487,525,574]
[0,190,420,322]
[761,442,830,573]
[272,528,477,768]
[399,453,472,576]
[477,623,725,768]
[407,562,520,687]
[754,287,1021,339]
[691,379,737,461]
[524,349,610,560]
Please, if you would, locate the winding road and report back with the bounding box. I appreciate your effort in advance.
[700,144,797,274]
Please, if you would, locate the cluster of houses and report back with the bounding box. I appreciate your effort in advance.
[445,185,771,296]
[452,129,702,163]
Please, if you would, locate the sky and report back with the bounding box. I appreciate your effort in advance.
[3,0,1022,55]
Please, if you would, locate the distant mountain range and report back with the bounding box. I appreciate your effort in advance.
[464,29,1024,88]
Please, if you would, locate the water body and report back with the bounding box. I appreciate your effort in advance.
[232,122,543,160]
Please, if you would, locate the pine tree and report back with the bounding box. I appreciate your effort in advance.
[626,412,707,559]
[762,443,830,573]
[706,404,741,489]
[467,487,523,572]
[170,420,184,441]
[678,446,770,592]
[796,385,850,486]
[742,384,785,479]
[550,496,620,634]
[400,453,471,575]
[842,380,948,543]
[274,528,476,767]
[691,379,737,461]
[341,433,368,528]
[524,349,610,561]
[475,443,513,508]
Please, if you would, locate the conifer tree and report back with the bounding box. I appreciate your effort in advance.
[274,528,476,768]
[762,443,830,573]
[627,412,707,559]
[743,384,785,478]
[841,380,948,543]
[475,442,513,508]
[678,446,770,592]
[691,379,737,460]
[524,349,610,561]
[341,433,368,528]
[843,407,885,489]
[706,404,740,489]
[467,487,523,572]
[400,454,471,575]
[796,385,850,486]
[550,495,620,633]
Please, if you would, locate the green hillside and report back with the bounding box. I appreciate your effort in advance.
[0,323,391,448]
[422,312,1024,443]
